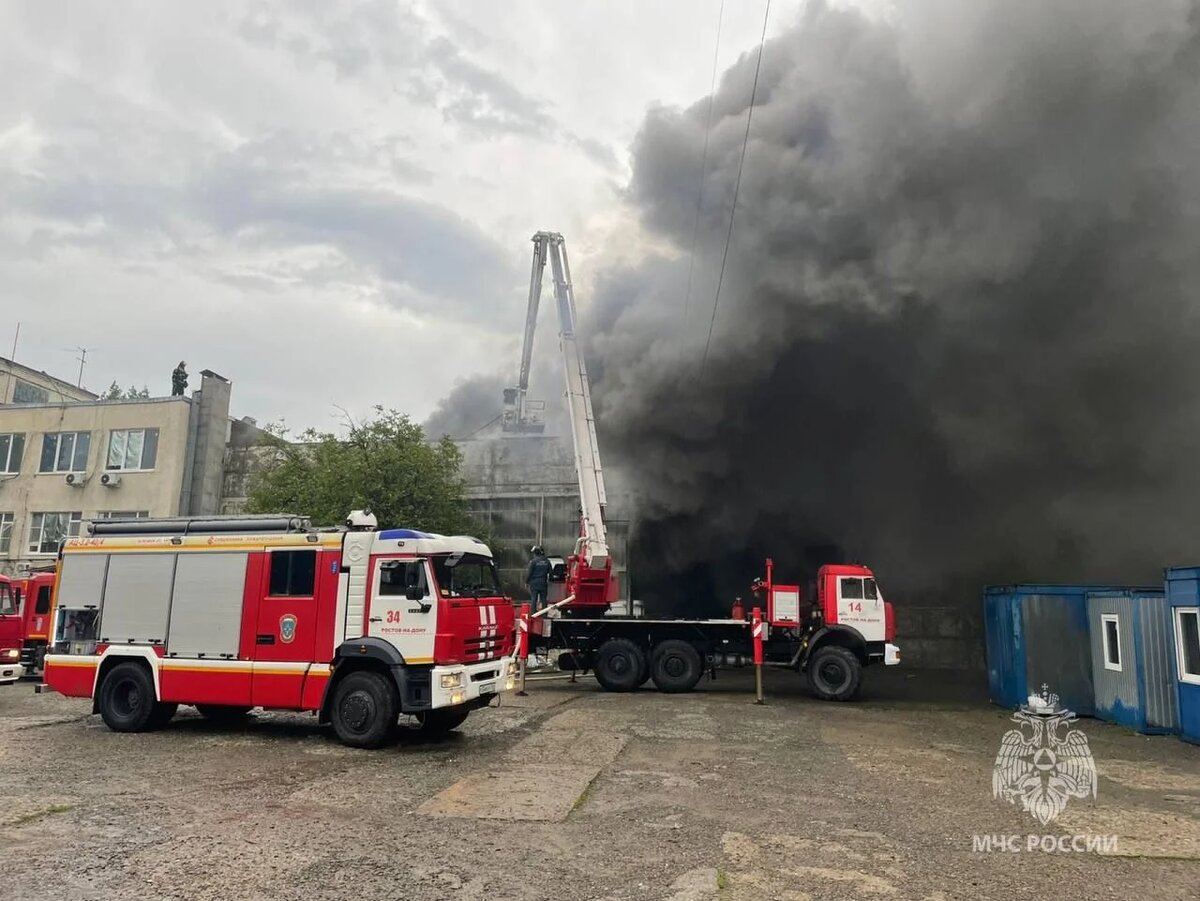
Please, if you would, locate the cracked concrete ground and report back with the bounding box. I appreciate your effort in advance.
[1,669,1197,900]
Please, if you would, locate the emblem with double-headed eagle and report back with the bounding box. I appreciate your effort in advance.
[992,684,1097,825]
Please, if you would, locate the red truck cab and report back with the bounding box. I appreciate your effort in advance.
[0,575,24,684]
[13,572,55,676]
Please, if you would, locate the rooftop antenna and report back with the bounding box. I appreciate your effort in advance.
[70,346,90,387]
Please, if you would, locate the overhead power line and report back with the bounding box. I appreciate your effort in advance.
[702,0,772,369]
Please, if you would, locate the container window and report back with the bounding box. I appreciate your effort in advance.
[268,550,316,597]
[840,578,864,600]
[1101,614,1121,671]
[1176,608,1200,685]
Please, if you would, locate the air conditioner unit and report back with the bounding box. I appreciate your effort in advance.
[64,472,87,487]
[100,472,122,488]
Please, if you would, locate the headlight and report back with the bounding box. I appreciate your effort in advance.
[450,691,465,705]
[0,648,18,662]
[439,672,463,690]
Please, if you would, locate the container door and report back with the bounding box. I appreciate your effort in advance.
[252,548,319,708]
[984,592,1025,708]
[1022,593,1094,715]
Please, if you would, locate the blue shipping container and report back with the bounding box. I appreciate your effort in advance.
[985,585,1117,716]
[1086,589,1178,734]
[1164,567,1200,744]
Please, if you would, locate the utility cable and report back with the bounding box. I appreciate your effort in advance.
[701,0,772,368]
[682,0,726,327]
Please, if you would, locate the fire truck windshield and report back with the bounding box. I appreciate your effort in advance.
[432,553,502,598]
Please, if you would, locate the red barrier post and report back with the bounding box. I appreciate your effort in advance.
[516,603,531,696]
[751,606,765,704]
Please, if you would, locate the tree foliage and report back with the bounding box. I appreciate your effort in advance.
[103,381,151,400]
[245,407,479,535]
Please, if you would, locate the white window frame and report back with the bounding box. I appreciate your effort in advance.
[27,512,83,555]
[105,428,159,472]
[1100,613,1122,672]
[0,512,13,553]
[97,511,150,520]
[39,432,91,473]
[0,432,24,473]
[1175,607,1200,686]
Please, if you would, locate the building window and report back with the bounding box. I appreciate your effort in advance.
[0,433,25,473]
[11,378,49,405]
[39,432,91,473]
[1176,608,1200,686]
[268,550,316,597]
[1101,613,1122,672]
[97,511,150,519]
[106,428,159,471]
[28,512,82,554]
[0,512,13,553]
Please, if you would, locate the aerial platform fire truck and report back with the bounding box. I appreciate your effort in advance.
[503,231,901,699]
[0,575,25,685]
[42,511,517,748]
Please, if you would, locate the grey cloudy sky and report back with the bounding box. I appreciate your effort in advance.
[0,0,837,433]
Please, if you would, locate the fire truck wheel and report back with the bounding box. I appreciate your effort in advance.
[649,640,703,693]
[806,646,862,701]
[593,638,645,692]
[195,704,252,723]
[416,706,470,736]
[330,670,398,749]
[97,662,159,733]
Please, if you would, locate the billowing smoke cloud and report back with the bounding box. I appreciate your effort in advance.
[586,0,1200,610]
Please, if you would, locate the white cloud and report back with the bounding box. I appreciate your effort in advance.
[0,0,816,429]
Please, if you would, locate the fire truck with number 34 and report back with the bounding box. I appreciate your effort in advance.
[42,510,516,748]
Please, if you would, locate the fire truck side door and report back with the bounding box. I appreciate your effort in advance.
[368,557,436,664]
[252,548,319,708]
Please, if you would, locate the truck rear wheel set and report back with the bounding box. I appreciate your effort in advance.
[591,638,705,694]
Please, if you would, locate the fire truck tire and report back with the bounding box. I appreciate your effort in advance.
[806,646,862,701]
[593,638,645,692]
[649,640,703,693]
[416,706,470,736]
[97,662,159,733]
[195,704,252,723]
[330,670,398,749]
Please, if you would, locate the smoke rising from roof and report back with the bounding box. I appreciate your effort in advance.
[585,0,1200,609]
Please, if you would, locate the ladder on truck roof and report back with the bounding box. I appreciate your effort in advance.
[87,514,312,537]
[503,231,609,575]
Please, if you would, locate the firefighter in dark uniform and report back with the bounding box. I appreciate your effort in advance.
[526,545,552,612]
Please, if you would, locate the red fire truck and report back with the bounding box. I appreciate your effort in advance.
[10,571,55,677]
[504,232,900,697]
[42,511,517,748]
[0,575,24,684]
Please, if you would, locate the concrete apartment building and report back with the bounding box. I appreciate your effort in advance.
[0,361,248,575]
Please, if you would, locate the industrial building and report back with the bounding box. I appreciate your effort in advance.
[0,363,260,575]
[456,431,631,607]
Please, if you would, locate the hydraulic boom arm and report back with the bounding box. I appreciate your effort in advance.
[504,231,612,610]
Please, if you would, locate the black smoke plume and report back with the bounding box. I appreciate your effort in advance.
[586,0,1200,612]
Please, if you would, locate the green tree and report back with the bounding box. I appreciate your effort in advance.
[103,382,151,399]
[246,407,482,536]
